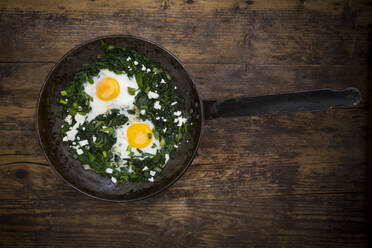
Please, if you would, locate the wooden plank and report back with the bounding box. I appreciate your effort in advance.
[0,1,370,64]
[0,104,367,195]
[0,191,368,247]
[0,63,368,131]
[0,106,367,166]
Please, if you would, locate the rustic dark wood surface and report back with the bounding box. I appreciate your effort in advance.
[0,0,370,247]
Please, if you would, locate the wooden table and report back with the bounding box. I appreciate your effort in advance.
[0,0,370,247]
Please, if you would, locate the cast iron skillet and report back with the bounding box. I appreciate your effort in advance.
[37,35,362,202]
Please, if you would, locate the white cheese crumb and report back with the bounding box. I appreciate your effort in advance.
[165,154,170,163]
[160,79,166,84]
[92,136,97,142]
[134,61,139,65]
[171,102,177,106]
[150,171,156,176]
[175,116,187,126]
[163,127,167,133]
[76,148,84,155]
[83,164,90,170]
[146,68,151,73]
[174,145,178,148]
[174,86,177,89]
[105,168,113,174]
[79,140,89,147]
[63,136,68,142]
[174,111,182,116]
[128,166,134,173]
[163,119,167,122]
[148,177,154,182]
[72,142,76,145]
[148,91,159,99]
[156,116,160,120]
[142,166,149,171]
[111,177,117,184]
[141,65,146,71]
[74,113,85,125]
[77,137,80,141]
[140,109,146,115]
[154,101,161,110]
[65,125,78,141]
[64,115,72,125]
[126,57,131,61]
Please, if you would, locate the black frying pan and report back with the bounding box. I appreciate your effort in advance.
[36,35,362,202]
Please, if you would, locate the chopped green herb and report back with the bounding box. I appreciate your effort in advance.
[126,145,132,152]
[135,72,143,88]
[128,87,136,95]
[60,90,67,96]
[59,99,68,105]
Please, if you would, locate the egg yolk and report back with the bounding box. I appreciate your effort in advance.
[96,77,120,101]
[127,123,153,149]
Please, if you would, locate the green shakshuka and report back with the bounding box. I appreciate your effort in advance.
[58,41,190,184]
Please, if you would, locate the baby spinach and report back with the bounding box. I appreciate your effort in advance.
[59,41,191,184]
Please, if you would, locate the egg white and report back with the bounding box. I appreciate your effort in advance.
[84,69,138,121]
[112,118,161,160]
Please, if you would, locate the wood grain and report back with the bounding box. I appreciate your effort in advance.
[0,0,370,247]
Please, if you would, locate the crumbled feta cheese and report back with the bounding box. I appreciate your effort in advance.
[92,136,97,142]
[141,65,146,71]
[76,137,80,141]
[171,101,177,106]
[150,171,156,176]
[165,154,170,163]
[128,166,134,173]
[126,57,131,61]
[105,168,113,174]
[174,145,178,148]
[111,177,117,184]
[63,136,68,142]
[79,140,89,147]
[175,116,187,126]
[65,127,78,141]
[146,68,151,73]
[163,119,167,122]
[82,127,85,131]
[148,177,154,182]
[140,109,146,115]
[148,91,159,99]
[174,111,182,116]
[74,113,85,125]
[160,79,166,84]
[142,166,149,171]
[64,115,72,125]
[163,127,167,133]
[154,101,161,110]
[83,164,90,170]
[134,61,139,65]
[76,148,84,155]
[156,116,160,120]
[72,142,76,145]
[174,86,177,89]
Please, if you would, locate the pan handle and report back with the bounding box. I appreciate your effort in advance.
[203,87,362,120]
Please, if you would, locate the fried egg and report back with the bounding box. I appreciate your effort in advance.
[84,69,138,121]
[112,117,161,159]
